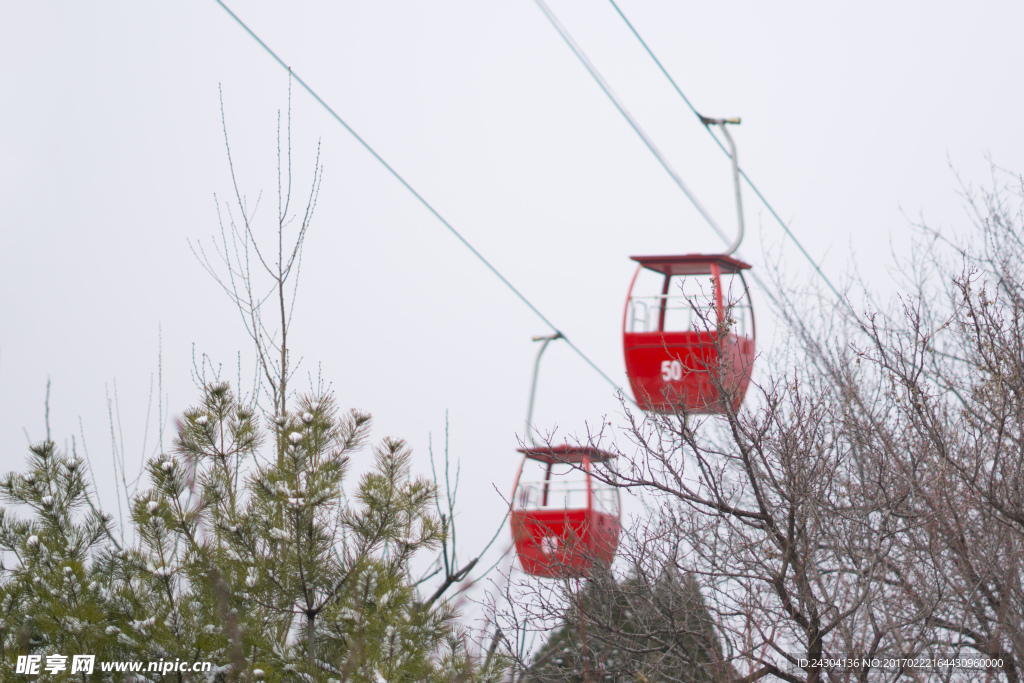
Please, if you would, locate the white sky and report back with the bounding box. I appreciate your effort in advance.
[3,0,1024,609]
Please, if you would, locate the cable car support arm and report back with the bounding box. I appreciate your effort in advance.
[525,332,563,449]
[700,117,744,255]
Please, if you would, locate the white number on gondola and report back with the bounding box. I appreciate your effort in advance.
[661,360,683,382]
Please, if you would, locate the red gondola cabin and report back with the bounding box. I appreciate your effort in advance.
[623,254,755,414]
[510,446,621,578]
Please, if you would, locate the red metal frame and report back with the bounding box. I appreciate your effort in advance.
[510,446,621,578]
[623,254,756,414]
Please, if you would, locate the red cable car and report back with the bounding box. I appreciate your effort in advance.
[623,254,755,414]
[510,445,621,578]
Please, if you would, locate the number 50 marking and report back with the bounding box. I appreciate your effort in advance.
[661,359,683,382]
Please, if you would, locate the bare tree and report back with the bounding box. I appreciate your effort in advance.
[822,168,1024,678]
[502,169,1024,683]
[191,84,321,434]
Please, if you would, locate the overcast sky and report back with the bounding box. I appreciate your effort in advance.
[3,0,1024,605]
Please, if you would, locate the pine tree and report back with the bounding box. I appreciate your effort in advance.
[135,381,501,681]
[0,441,124,679]
[0,384,506,681]
[127,380,271,679]
[524,568,731,683]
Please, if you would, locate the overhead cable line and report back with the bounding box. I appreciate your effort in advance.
[604,0,850,310]
[530,0,731,247]
[212,0,635,407]
[530,0,783,313]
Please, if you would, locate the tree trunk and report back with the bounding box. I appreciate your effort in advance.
[307,611,315,669]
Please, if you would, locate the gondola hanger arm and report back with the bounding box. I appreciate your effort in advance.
[700,117,744,255]
[525,332,563,448]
